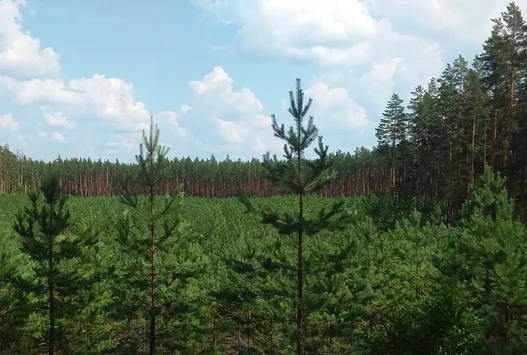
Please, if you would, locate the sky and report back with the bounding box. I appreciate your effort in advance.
[0,0,523,163]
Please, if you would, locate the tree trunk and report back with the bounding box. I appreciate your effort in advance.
[48,203,55,355]
[150,184,156,355]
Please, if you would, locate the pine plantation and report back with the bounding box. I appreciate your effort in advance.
[2,170,526,354]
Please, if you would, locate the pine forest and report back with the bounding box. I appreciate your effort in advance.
[3,2,527,354]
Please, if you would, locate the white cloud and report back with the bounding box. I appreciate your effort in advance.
[0,113,26,147]
[155,110,188,138]
[215,117,243,144]
[0,113,19,133]
[366,57,403,84]
[44,111,73,129]
[180,104,192,115]
[0,74,150,130]
[187,66,372,158]
[188,66,281,156]
[0,0,154,147]
[188,66,281,154]
[193,0,442,71]
[106,138,136,152]
[0,0,60,78]
[305,80,368,131]
[189,66,266,119]
[191,0,445,116]
[196,0,379,66]
[192,0,525,106]
[353,57,405,107]
[3,0,517,161]
[364,0,523,43]
[51,131,66,144]
[190,68,263,117]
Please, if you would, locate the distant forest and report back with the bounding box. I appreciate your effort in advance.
[1,2,527,221]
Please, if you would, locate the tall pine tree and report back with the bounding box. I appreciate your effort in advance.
[375,93,409,197]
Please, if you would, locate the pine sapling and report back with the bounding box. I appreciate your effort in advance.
[13,174,97,355]
[239,78,353,355]
[118,115,187,355]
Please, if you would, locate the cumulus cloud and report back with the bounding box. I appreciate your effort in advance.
[52,131,66,144]
[155,110,188,138]
[192,0,442,72]
[188,66,281,156]
[276,79,374,154]
[44,111,73,129]
[186,66,372,158]
[215,118,243,144]
[106,137,136,153]
[0,0,193,159]
[365,0,521,43]
[0,0,60,78]
[191,0,525,107]
[0,113,27,148]
[34,130,66,145]
[193,0,377,66]
[104,104,192,156]
[0,74,151,131]
[190,0,445,118]
[189,66,264,118]
[180,104,192,115]
[5,0,515,161]
[0,0,157,154]
[0,113,20,133]
[305,80,368,131]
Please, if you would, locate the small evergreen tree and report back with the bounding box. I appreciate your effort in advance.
[457,164,527,354]
[116,116,199,354]
[0,238,27,353]
[12,174,97,354]
[239,79,353,354]
[366,286,482,355]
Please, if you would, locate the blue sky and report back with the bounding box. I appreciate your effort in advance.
[0,0,521,163]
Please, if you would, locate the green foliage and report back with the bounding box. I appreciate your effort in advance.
[112,116,203,354]
[236,78,355,354]
[11,174,98,354]
[0,184,527,353]
[445,164,527,354]
[365,287,483,355]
